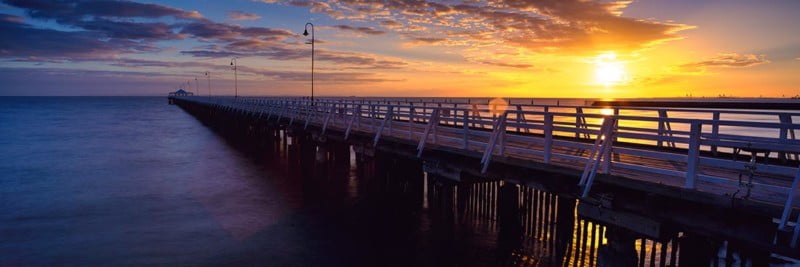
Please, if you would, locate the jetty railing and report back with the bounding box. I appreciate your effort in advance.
[176,96,800,247]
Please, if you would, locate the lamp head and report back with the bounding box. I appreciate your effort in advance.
[303,29,308,36]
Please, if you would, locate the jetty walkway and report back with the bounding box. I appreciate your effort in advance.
[169,95,800,254]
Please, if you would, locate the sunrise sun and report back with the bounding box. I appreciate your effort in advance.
[593,52,628,87]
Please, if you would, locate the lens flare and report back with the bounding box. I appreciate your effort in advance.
[489,97,508,116]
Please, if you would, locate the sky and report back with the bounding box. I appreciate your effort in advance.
[0,0,798,97]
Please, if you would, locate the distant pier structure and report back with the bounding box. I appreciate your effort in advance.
[167,89,193,104]
[169,95,800,260]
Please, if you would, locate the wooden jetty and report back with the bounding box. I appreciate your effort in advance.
[169,95,800,256]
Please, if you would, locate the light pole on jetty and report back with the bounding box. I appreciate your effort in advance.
[204,71,211,97]
[230,57,239,98]
[194,76,199,96]
[303,22,314,105]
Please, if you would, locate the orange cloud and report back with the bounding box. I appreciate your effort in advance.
[679,53,770,73]
[266,0,693,55]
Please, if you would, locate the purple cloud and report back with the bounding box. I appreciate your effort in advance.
[0,16,157,60]
[228,10,261,21]
[3,0,201,23]
[332,25,385,35]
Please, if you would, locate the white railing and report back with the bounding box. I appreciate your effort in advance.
[175,95,800,246]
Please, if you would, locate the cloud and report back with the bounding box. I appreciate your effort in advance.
[480,61,533,69]
[262,0,692,54]
[380,20,402,29]
[3,0,202,23]
[228,10,261,21]
[1,0,296,63]
[332,25,385,35]
[315,50,407,68]
[257,0,344,19]
[0,16,157,60]
[0,13,23,23]
[181,46,407,70]
[180,20,294,41]
[408,37,447,45]
[180,50,245,58]
[0,0,213,61]
[74,19,182,40]
[679,53,770,72]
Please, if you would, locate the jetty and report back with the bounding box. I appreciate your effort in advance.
[169,95,800,260]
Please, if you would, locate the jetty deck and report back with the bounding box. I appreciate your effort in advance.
[170,96,800,249]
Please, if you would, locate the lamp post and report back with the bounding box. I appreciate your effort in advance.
[194,76,199,96]
[230,57,239,98]
[303,22,314,105]
[204,71,211,98]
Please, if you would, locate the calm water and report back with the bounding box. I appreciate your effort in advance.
[0,97,797,266]
[0,97,497,266]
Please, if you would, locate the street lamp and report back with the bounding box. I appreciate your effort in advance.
[230,57,239,98]
[303,22,314,104]
[194,76,199,96]
[204,71,211,98]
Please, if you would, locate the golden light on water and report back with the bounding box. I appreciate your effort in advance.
[593,52,628,87]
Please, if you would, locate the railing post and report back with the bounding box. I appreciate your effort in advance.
[373,105,393,146]
[711,111,720,156]
[499,116,506,156]
[471,104,480,128]
[370,105,376,132]
[437,103,442,125]
[480,112,505,173]
[409,106,415,139]
[432,108,438,144]
[322,104,335,135]
[515,105,522,132]
[685,122,702,189]
[345,105,358,140]
[575,107,583,139]
[462,110,469,149]
[416,109,440,157]
[600,117,615,174]
[544,113,553,164]
[387,106,393,136]
[657,110,666,147]
[276,101,285,123]
[779,114,794,162]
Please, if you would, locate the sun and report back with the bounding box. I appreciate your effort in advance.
[593,52,628,87]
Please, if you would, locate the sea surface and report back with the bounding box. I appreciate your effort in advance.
[0,96,797,266]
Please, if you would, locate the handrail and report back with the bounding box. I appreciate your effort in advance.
[229,96,800,116]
